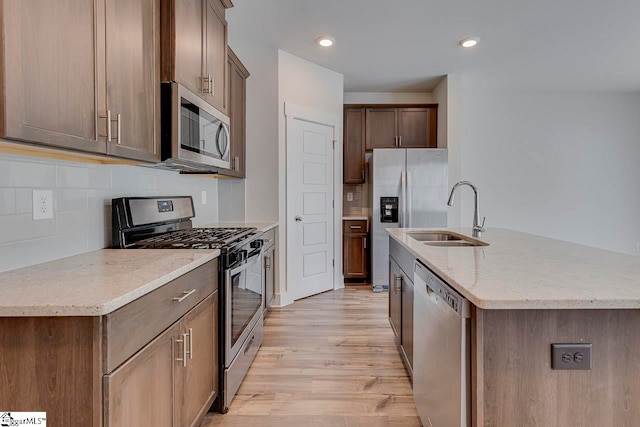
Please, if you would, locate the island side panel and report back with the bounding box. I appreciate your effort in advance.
[476,309,640,426]
[0,316,102,427]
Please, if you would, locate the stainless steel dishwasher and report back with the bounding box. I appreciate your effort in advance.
[414,260,471,427]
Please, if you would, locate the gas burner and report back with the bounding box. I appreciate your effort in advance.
[131,227,256,250]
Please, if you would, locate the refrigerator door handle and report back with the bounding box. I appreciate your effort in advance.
[400,170,406,227]
[407,171,412,228]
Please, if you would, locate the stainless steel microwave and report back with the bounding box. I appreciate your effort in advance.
[160,82,231,171]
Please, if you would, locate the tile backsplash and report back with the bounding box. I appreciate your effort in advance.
[343,183,369,216]
[0,153,222,273]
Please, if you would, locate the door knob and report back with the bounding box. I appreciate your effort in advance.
[295,216,303,222]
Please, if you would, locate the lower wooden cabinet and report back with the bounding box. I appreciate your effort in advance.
[105,293,218,427]
[343,220,368,279]
[104,322,178,427]
[388,257,403,344]
[389,238,414,376]
[0,259,219,427]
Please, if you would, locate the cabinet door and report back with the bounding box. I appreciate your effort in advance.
[366,108,397,150]
[2,0,105,154]
[204,0,228,113]
[179,294,217,427]
[398,107,437,148]
[343,108,366,184]
[104,322,179,427]
[388,257,402,346]
[401,275,414,372]
[228,51,248,178]
[105,0,161,162]
[343,233,367,278]
[172,0,205,94]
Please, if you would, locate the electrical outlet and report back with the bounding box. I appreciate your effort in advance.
[201,190,207,205]
[347,192,354,202]
[551,343,592,370]
[32,189,53,220]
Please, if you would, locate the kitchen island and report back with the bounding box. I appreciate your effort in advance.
[387,227,640,426]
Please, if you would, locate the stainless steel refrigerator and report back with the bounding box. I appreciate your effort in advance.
[369,149,448,292]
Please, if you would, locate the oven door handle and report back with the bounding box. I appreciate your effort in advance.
[227,251,262,278]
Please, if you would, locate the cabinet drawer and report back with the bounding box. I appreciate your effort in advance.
[262,228,276,248]
[103,259,218,373]
[344,220,367,233]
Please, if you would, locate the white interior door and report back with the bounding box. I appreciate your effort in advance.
[287,116,335,301]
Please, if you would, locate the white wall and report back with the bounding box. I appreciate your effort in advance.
[456,78,640,255]
[0,152,219,273]
[226,5,279,222]
[277,50,344,305]
[344,92,434,104]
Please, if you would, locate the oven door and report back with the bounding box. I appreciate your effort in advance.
[173,83,231,170]
[225,249,264,364]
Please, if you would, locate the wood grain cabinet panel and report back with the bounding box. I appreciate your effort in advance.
[1,0,162,162]
[400,274,413,374]
[105,0,161,162]
[179,294,218,427]
[365,108,397,150]
[1,0,105,154]
[397,107,437,148]
[343,108,366,184]
[227,48,249,178]
[104,322,178,427]
[343,220,368,279]
[388,256,403,346]
[163,0,230,115]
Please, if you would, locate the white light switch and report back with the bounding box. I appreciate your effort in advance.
[347,192,354,202]
[201,190,207,205]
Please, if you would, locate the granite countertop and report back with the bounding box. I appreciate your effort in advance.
[202,221,278,233]
[0,249,219,317]
[387,227,640,310]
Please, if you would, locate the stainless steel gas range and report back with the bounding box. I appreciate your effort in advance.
[112,196,264,412]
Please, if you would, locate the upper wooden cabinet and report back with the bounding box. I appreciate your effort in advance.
[0,0,161,162]
[227,48,250,178]
[365,106,437,150]
[1,0,104,154]
[162,0,232,115]
[343,108,366,184]
[105,0,161,162]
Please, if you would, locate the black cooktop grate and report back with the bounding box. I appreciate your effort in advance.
[131,227,255,249]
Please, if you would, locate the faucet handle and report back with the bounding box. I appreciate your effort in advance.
[480,217,486,230]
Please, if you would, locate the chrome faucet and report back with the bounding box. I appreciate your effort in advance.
[447,181,486,238]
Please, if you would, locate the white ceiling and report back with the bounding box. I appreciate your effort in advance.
[227,0,640,93]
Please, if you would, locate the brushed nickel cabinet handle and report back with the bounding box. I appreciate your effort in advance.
[209,74,214,95]
[116,113,122,145]
[235,156,240,171]
[176,333,188,367]
[106,110,112,142]
[350,226,362,230]
[188,328,193,360]
[363,238,367,249]
[264,255,270,270]
[399,136,402,146]
[173,289,196,303]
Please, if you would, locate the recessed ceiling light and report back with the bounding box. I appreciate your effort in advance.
[317,36,335,47]
[459,37,479,48]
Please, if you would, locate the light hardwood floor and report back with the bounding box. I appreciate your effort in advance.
[202,286,421,427]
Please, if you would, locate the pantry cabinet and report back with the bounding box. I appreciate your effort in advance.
[0,0,161,162]
[163,0,231,115]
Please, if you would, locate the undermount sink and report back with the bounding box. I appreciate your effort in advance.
[407,231,489,247]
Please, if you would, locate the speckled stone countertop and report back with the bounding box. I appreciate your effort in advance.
[387,228,640,310]
[202,221,278,233]
[0,249,219,317]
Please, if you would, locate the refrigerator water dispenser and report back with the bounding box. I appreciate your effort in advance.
[380,197,398,223]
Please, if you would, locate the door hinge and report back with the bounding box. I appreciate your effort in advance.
[332,200,335,209]
[332,259,335,267]
[333,140,337,149]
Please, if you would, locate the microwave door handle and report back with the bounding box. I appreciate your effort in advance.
[216,123,230,159]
